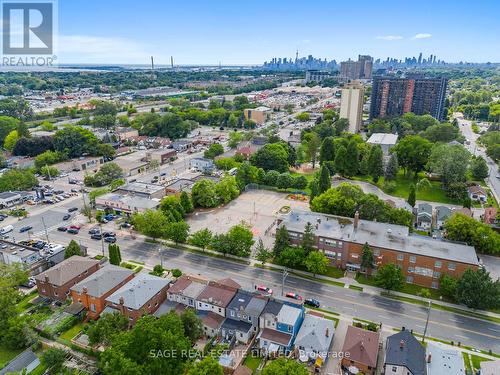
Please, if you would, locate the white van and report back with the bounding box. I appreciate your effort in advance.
[0,225,13,235]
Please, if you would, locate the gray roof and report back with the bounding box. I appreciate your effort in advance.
[0,349,39,375]
[227,290,253,311]
[386,330,427,375]
[295,314,335,355]
[34,256,99,286]
[426,341,465,375]
[436,206,452,221]
[417,203,433,215]
[277,304,302,326]
[481,359,500,375]
[106,273,171,310]
[245,296,268,317]
[71,264,134,297]
[262,299,283,316]
[280,210,479,265]
[366,133,398,146]
[98,192,160,210]
[117,182,164,195]
[0,191,21,200]
[221,318,253,333]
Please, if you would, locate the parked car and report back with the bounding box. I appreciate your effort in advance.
[68,207,78,212]
[69,225,81,230]
[57,226,67,232]
[70,188,79,193]
[102,232,116,238]
[91,233,103,240]
[256,285,273,295]
[62,214,71,221]
[120,222,131,229]
[67,228,79,234]
[88,227,100,235]
[285,292,303,301]
[104,236,116,243]
[304,298,320,308]
[19,226,33,233]
[104,214,115,221]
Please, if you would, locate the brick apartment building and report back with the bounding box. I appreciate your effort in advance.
[35,256,100,301]
[277,210,479,289]
[70,264,135,320]
[104,273,171,324]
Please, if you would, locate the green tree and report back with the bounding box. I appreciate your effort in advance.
[306,133,321,168]
[250,143,289,172]
[293,175,308,190]
[407,184,416,208]
[439,274,458,300]
[215,175,240,204]
[87,312,128,346]
[278,247,306,269]
[375,264,404,292]
[181,308,203,344]
[204,143,224,159]
[345,139,359,176]
[108,244,121,265]
[304,251,328,277]
[319,137,335,164]
[191,179,219,208]
[273,225,290,257]
[166,222,190,244]
[187,356,223,375]
[360,243,374,275]
[393,135,432,175]
[384,153,399,181]
[3,130,19,151]
[255,238,272,265]
[64,240,81,259]
[301,222,315,254]
[334,146,347,176]
[367,145,383,183]
[470,156,489,180]
[226,223,255,257]
[318,165,331,194]
[426,143,470,192]
[132,209,169,239]
[180,191,194,213]
[40,165,59,179]
[296,112,310,122]
[41,348,67,373]
[455,268,500,310]
[262,358,308,375]
[189,228,213,251]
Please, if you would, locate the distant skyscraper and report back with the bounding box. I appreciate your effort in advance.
[369,76,448,121]
[340,80,365,133]
[340,55,373,80]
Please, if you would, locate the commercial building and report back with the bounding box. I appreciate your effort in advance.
[340,81,365,133]
[366,133,399,156]
[146,148,177,165]
[340,55,373,80]
[115,181,166,200]
[341,325,380,375]
[95,192,160,214]
[243,106,271,124]
[189,157,215,173]
[0,192,22,208]
[369,76,448,121]
[35,256,100,301]
[111,156,149,177]
[277,210,479,288]
[305,70,330,83]
[70,264,135,320]
[165,178,195,195]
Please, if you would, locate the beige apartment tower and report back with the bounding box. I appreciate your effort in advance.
[340,81,364,133]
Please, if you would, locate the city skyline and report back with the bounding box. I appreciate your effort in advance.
[56,0,500,65]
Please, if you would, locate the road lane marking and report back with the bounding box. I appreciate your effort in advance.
[378,315,391,319]
[488,328,500,333]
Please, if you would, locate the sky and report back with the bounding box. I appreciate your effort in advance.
[54,0,500,65]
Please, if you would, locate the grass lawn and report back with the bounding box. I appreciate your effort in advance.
[353,169,458,204]
[60,322,84,341]
[29,364,48,375]
[243,355,261,373]
[0,346,23,369]
[349,285,363,291]
[462,352,471,372]
[17,291,38,312]
[471,354,490,370]
[325,266,345,279]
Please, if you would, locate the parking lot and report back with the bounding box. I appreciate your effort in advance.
[187,189,309,248]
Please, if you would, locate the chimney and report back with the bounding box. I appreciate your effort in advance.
[325,328,329,337]
[82,287,88,294]
[119,297,125,305]
[353,211,360,229]
[400,340,405,349]
[427,354,432,363]
[44,275,49,283]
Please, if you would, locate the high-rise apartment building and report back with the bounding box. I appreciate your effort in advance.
[369,76,448,121]
[340,55,373,80]
[340,80,365,133]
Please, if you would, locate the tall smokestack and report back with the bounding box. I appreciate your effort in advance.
[171,56,174,69]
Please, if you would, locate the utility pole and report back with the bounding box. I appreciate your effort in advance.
[99,222,105,257]
[81,190,92,223]
[281,268,289,296]
[41,216,50,243]
[158,247,163,268]
[422,300,432,343]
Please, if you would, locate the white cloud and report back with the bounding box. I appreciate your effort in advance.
[411,33,432,40]
[375,35,403,41]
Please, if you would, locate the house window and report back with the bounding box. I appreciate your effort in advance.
[288,325,292,332]
[351,254,359,259]
[409,256,416,263]
[435,261,442,268]
[90,304,96,312]
[337,241,343,247]
[407,267,414,273]
[448,263,456,271]
[218,308,222,313]
[431,281,438,289]
[230,311,235,317]
[433,271,441,279]
[406,276,414,283]
[397,254,404,261]
[324,239,336,247]
[324,250,336,259]
[373,249,380,256]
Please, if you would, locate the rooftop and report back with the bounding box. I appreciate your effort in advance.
[426,341,465,375]
[71,264,134,298]
[198,310,225,329]
[106,273,171,310]
[277,304,302,326]
[117,181,165,195]
[168,275,207,299]
[34,256,99,286]
[165,178,195,192]
[342,325,380,368]
[197,280,239,308]
[221,318,253,333]
[280,210,479,265]
[97,192,160,210]
[295,314,335,356]
[386,329,427,375]
[259,328,292,346]
[366,133,399,145]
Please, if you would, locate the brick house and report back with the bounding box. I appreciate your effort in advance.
[167,275,208,308]
[35,256,100,301]
[70,265,135,320]
[341,325,380,375]
[104,273,171,324]
[277,210,479,289]
[196,278,241,318]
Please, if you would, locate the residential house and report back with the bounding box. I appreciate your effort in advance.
[468,185,487,203]
[416,203,433,230]
[483,207,498,225]
[277,210,479,289]
[35,256,100,301]
[167,275,208,309]
[222,290,268,344]
[341,325,380,375]
[426,341,465,375]
[480,359,500,375]
[198,311,225,338]
[172,139,193,152]
[105,273,171,324]
[196,278,241,317]
[258,299,304,353]
[235,145,256,160]
[70,264,135,320]
[294,313,335,362]
[190,157,215,173]
[384,329,426,375]
[0,349,40,375]
[116,127,139,141]
[435,206,452,229]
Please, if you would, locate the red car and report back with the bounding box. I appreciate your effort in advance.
[256,285,273,295]
[286,292,303,301]
[69,225,81,230]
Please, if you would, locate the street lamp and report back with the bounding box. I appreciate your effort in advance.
[421,300,432,343]
[158,247,163,268]
[281,268,289,297]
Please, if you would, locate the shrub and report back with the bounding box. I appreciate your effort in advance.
[383,181,397,193]
[171,268,182,278]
